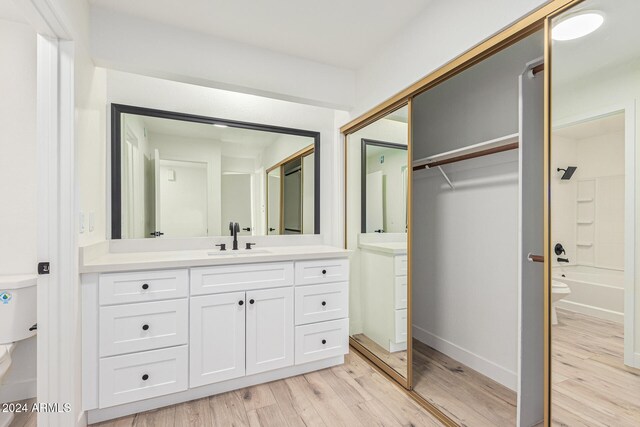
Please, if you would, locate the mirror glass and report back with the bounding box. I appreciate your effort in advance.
[113,107,319,239]
[347,105,409,380]
[551,0,640,424]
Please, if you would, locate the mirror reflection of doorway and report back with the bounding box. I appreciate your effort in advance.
[221,173,252,236]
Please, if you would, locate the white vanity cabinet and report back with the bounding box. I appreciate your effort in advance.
[360,245,407,352]
[82,253,349,423]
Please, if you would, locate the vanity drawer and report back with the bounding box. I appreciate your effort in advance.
[99,269,188,305]
[99,345,188,408]
[394,255,408,276]
[294,318,349,365]
[295,282,348,325]
[99,299,188,357]
[394,276,407,310]
[294,258,349,286]
[191,262,293,295]
[395,309,407,344]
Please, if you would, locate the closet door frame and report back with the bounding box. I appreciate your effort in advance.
[341,1,583,426]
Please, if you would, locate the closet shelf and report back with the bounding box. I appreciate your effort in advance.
[412,133,519,171]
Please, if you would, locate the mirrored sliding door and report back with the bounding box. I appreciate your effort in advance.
[549,0,640,424]
[346,104,410,383]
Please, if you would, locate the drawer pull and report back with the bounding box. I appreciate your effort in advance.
[249,299,255,304]
[321,301,327,306]
[141,283,149,290]
[322,269,327,275]
[238,300,244,306]
[142,374,149,381]
[142,324,149,331]
[322,339,327,345]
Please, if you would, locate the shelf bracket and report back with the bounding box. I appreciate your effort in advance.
[437,166,455,190]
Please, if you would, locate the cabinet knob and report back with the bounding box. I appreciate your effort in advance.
[321,301,327,306]
[141,283,149,290]
[238,300,244,306]
[142,374,149,381]
[322,269,327,275]
[322,339,327,345]
[142,324,149,331]
[249,299,255,304]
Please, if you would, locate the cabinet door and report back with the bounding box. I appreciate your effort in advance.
[246,287,294,375]
[190,292,245,387]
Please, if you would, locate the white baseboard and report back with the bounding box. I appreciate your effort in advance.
[0,378,36,403]
[87,355,344,424]
[389,341,407,353]
[412,325,517,391]
[556,300,624,323]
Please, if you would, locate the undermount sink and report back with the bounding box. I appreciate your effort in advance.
[207,249,271,256]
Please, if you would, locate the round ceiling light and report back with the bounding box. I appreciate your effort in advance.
[552,11,604,41]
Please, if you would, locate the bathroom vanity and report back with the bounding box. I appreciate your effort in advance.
[80,245,349,423]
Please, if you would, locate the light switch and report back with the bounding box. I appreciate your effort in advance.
[88,211,95,232]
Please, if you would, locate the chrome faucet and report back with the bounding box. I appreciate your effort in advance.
[229,222,240,250]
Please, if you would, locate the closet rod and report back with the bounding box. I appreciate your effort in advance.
[531,63,544,76]
[412,141,519,171]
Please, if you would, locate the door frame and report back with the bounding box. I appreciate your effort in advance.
[551,103,637,367]
[16,0,78,425]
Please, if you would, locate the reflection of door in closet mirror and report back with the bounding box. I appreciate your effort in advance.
[550,0,640,424]
[112,105,320,239]
[361,139,408,234]
[346,104,410,382]
[411,31,544,426]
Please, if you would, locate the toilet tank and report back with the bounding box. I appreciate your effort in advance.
[0,275,37,344]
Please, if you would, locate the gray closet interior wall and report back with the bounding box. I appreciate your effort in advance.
[412,33,543,161]
[411,31,544,427]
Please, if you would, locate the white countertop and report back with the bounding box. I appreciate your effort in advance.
[80,245,350,273]
[358,242,407,255]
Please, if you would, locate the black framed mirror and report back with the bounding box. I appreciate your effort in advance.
[111,104,320,239]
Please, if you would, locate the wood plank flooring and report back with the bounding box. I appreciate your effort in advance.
[352,333,408,378]
[412,339,517,427]
[552,308,640,427]
[7,398,36,427]
[91,349,443,427]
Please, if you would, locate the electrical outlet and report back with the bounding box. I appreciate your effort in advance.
[79,211,85,234]
[88,211,95,232]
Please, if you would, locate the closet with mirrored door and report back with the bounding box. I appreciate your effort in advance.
[345,31,548,427]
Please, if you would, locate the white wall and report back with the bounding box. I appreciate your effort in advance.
[90,6,355,110]
[412,153,520,390]
[105,69,345,245]
[551,135,578,267]
[367,148,407,233]
[352,0,547,116]
[0,18,37,403]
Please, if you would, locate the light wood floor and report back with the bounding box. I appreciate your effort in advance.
[91,349,443,427]
[7,398,36,427]
[352,334,408,378]
[552,308,640,426]
[412,339,517,427]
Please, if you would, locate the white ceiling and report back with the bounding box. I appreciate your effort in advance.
[89,0,432,69]
[552,0,640,85]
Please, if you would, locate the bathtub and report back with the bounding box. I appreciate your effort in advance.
[552,265,624,323]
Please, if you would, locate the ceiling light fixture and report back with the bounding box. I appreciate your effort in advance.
[214,124,228,128]
[552,11,604,41]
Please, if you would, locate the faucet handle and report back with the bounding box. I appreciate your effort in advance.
[215,243,226,251]
[246,243,256,250]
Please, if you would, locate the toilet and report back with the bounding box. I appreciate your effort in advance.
[552,279,571,325]
[0,275,37,427]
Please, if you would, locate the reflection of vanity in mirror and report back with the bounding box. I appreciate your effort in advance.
[347,105,409,380]
[112,105,319,239]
